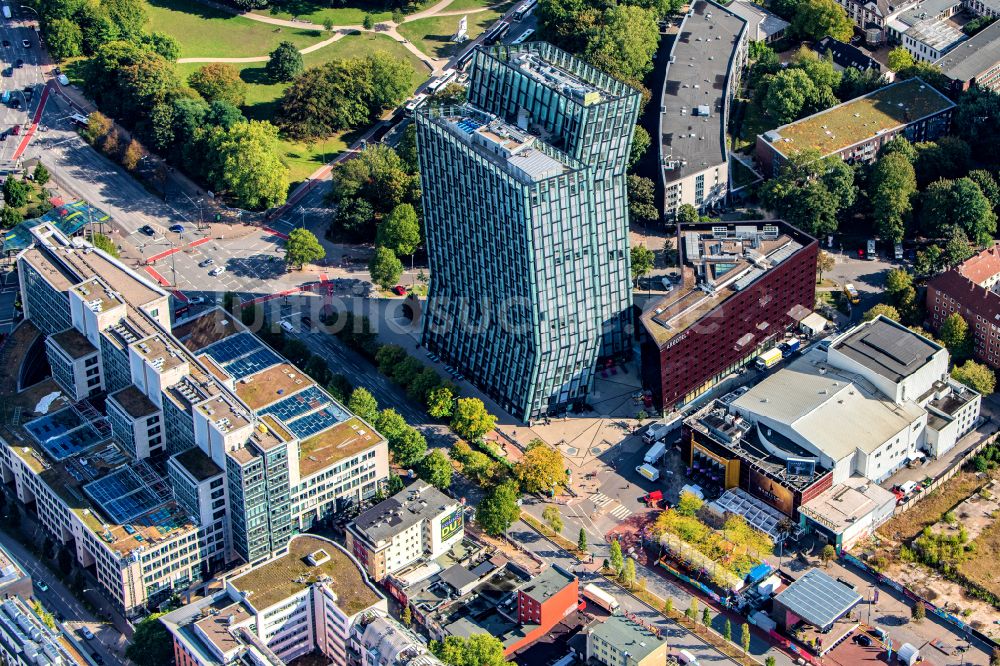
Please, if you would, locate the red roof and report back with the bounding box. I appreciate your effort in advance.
[927,267,1000,323]
[957,243,1000,285]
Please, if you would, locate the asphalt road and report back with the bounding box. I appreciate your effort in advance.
[0,15,43,166]
[0,529,128,666]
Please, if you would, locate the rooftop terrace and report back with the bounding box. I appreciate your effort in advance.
[230,535,382,613]
[298,417,378,477]
[760,78,955,158]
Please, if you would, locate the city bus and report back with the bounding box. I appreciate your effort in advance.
[512,0,537,20]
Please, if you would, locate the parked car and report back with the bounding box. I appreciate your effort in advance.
[20,39,29,48]
[57,74,69,86]
[169,224,184,233]
[33,580,48,592]
[92,653,104,665]
[198,258,214,267]
[140,225,155,236]
[392,285,407,296]
[79,627,95,640]
[14,58,22,68]
[209,266,226,276]
[280,320,294,333]
[189,296,206,305]
[854,634,873,647]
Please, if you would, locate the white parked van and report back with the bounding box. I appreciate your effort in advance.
[1,7,11,19]
[677,650,699,666]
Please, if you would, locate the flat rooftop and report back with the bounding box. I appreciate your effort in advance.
[935,20,1000,83]
[49,327,97,360]
[298,416,378,476]
[641,222,807,345]
[831,316,940,383]
[229,535,382,613]
[174,307,244,352]
[518,564,575,603]
[196,395,251,434]
[799,476,896,534]
[660,0,746,184]
[173,446,223,482]
[235,363,314,410]
[760,78,955,158]
[352,482,455,544]
[193,602,252,656]
[132,335,189,374]
[588,616,667,661]
[774,569,861,629]
[109,385,159,419]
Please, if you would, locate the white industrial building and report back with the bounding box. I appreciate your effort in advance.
[732,316,980,484]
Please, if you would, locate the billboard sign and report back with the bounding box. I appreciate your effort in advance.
[440,508,463,542]
[749,469,795,516]
[786,457,817,478]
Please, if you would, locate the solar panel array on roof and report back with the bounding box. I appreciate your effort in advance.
[84,465,170,524]
[773,569,861,629]
[201,333,261,364]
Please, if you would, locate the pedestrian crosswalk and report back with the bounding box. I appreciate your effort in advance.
[591,492,613,507]
[609,504,633,520]
[591,493,633,521]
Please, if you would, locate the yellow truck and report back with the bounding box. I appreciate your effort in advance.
[843,283,860,304]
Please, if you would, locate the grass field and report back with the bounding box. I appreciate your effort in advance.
[397,5,504,58]
[145,0,327,57]
[433,0,501,11]
[176,33,429,184]
[877,470,986,542]
[263,0,440,27]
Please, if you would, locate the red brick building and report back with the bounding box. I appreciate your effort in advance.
[927,243,1000,368]
[506,565,579,655]
[640,221,819,412]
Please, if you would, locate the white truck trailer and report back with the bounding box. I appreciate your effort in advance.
[582,584,621,614]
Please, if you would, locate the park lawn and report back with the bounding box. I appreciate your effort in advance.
[145,0,326,58]
[176,34,428,185]
[439,0,503,11]
[397,6,504,58]
[263,0,438,27]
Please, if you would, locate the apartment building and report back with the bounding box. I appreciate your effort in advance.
[417,43,641,422]
[586,617,668,666]
[0,217,389,617]
[927,243,1000,366]
[659,0,748,217]
[345,483,463,581]
[755,78,955,176]
[163,535,389,666]
[639,221,819,411]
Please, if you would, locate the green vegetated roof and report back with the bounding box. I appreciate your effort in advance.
[3,201,110,253]
[765,78,955,158]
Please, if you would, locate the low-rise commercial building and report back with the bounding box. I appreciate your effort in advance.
[163,535,388,666]
[934,20,1000,91]
[346,483,464,582]
[798,476,897,549]
[659,0,748,217]
[772,570,862,654]
[586,616,668,666]
[639,221,818,411]
[755,78,955,176]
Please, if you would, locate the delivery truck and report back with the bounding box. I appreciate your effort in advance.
[582,584,621,614]
[641,413,683,445]
[644,441,666,465]
[636,463,660,482]
[755,348,782,370]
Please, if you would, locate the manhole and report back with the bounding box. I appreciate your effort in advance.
[590,446,603,455]
[565,446,579,455]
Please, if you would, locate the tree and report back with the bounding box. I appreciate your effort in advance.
[818,251,835,280]
[911,600,926,622]
[888,46,915,72]
[330,145,415,213]
[915,244,944,278]
[3,178,27,208]
[90,233,119,258]
[584,5,659,81]
[760,149,856,236]
[609,540,624,574]
[665,598,674,615]
[686,597,698,620]
[286,228,326,269]
[125,613,173,666]
[621,557,637,588]
[363,13,375,29]
[723,618,732,642]
[741,623,751,654]
[32,163,50,186]
[628,175,658,223]
[766,657,776,666]
[952,360,996,395]
[821,543,837,566]
[951,178,997,246]
[939,312,972,360]
[885,268,913,297]
[122,139,144,171]
[476,480,521,536]
[863,304,900,322]
[702,607,712,628]
[0,207,22,228]
[763,68,816,124]
[82,41,180,128]
[401,605,412,627]
[46,18,83,59]
[955,86,1000,164]
[348,387,379,422]
[377,204,421,258]
[542,505,564,534]
[792,0,852,41]
[838,66,886,100]
[266,41,303,82]
[629,125,651,169]
[630,245,655,284]
[944,227,975,267]
[676,490,703,516]
[432,82,467,105]
[515,440,568,494]
[969,169,1000,213]
[427,386,455,418]
[206,120,288,210]
[189,63,248,106]
[369,247,404,289]
[915,137,971,186]
[676,203,699,224]
[418,449,453,489]
[578,528,588,553]
[870,152,917,243]
[143,31,180,60]
[450,398,496,441]
[331,198,377,242]
[376,409,408,442]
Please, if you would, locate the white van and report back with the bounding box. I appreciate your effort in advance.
[280,320,294,333]
[677,650,699,666]
[1,7,11,19]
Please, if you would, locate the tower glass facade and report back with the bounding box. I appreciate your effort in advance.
[417,43,640,421]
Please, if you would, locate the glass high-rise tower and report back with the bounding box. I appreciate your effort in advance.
[417,43,641,422]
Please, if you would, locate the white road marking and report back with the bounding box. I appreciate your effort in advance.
[609,504,633,520]
[591,492,613,508]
